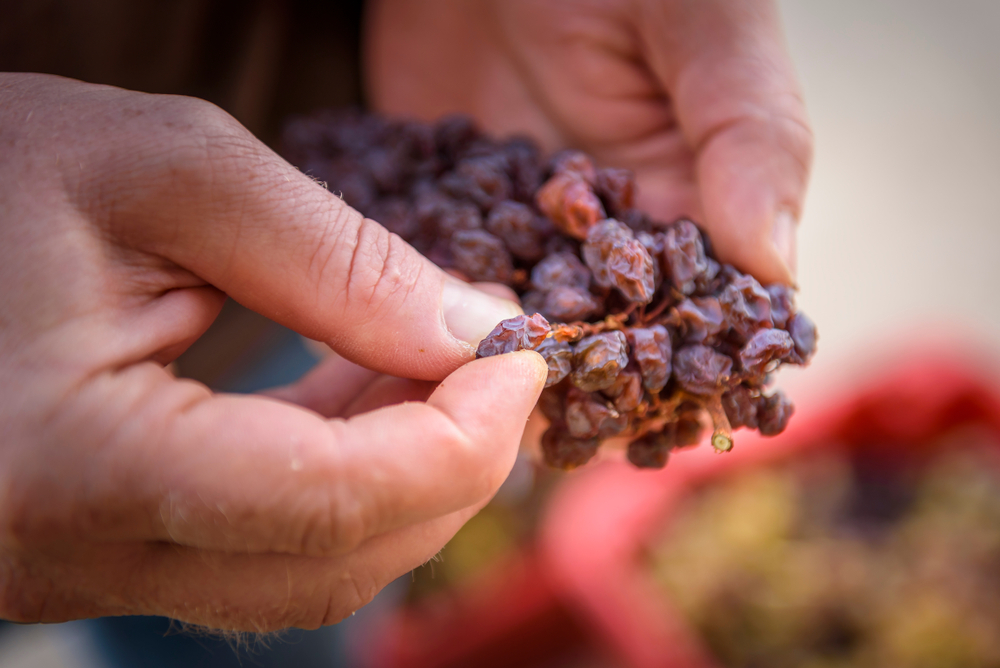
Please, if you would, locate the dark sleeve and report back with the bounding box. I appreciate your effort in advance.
[0,0,367,144]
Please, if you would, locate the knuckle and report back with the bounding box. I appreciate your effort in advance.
[147,96,260,183]
[292,491,367,557]
[338,217,422,319]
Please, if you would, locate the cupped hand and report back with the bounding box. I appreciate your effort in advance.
[0,73,545,631]
[365,0,812,285]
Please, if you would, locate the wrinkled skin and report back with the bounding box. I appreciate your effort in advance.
[0,74,544,631]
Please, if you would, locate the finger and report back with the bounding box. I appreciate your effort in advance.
[341,375,438,418]
[24,75,520,380]
[20,351,546,555]
[638,0,812,284]
[12,502,484,629]
[264,352,381,418]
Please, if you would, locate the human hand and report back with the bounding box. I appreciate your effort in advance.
[0,73,546,631]
[365,0,812,286]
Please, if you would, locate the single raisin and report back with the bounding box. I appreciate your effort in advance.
[628,325,672,393]
[571,331,630,392]
[476,313,551,358]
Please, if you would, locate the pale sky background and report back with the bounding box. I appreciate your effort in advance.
[776,0,1000,398]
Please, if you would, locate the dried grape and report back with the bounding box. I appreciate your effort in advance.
[281,111,818,469]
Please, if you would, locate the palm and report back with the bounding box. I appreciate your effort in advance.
[365,0,811,286]
[366,0,701,225]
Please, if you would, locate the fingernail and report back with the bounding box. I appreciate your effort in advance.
[442,279,523,348]
[771,210,798,281]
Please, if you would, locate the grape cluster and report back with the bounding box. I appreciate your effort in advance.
[281,111,817,470]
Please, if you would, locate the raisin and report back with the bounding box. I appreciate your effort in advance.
[539,285,603,322]
[766,283,796,329]
[582,219,656,303]
[627,430,673,469]
[549,149,598,184]
[571,331,630,392]
[476,313,550,358]
[739,328,794,375]
[486,200,546,260]
[602,368,645,412]
[280,110,818,471]
[722,385,759,430]
[565,388,628,439]
[595,167,636,217]
[786,312,818,365]
[675,416,705,447]
[536,172,606,239]
[536,338,573,387]
[628,325,672,393]
[673,345,733,395]
[757,391,794,436]
[531,252,591,290]
[541,426,599,470]
[451,229,514,283]
[669,297,726,344]
[719,274,774,341]
[663,219,713,295]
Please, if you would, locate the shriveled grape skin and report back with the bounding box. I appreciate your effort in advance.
[674,416,705,447]
[628,325,672,393]
[627,431,673,469]
[451,229,513,283]
[766,283,796,329]
[603,368,644,412]
[571,331,630,392]
[535,338,573,387]
[582,219,656,304]
[663,219,713,295]
[757,391,794,436]
[786,312,818,365]
[670,297,725,344]
[535,172,605,239]
[719,274,774,341]
[565,389,628,439]
[673,345,734,396]
[539,285,602,322]
[722,385,759,430]
[486,200,546,261]
[476,313,550,358]
[595,167,636,217]
[740,328,795,375]
[280,110,819,471]
[530,252,591,290]
[549,149,598,184]
[541,426,600,470]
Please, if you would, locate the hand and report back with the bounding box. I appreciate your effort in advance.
[365,0,812,285]
[0,73,546,631]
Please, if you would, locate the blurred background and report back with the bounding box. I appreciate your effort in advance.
[2,0,1000,666]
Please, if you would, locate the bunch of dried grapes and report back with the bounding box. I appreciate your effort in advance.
[281,110,817,470]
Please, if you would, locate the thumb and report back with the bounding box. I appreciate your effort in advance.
[639,0,812,285]
[71,87,520,380]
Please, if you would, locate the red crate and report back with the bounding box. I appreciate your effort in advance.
[539,356,1000,668]
[360,352,1000,668]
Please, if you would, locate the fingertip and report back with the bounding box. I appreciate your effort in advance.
[511,349,550,393]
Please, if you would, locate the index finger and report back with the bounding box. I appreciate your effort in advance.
[12,351,546,557]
